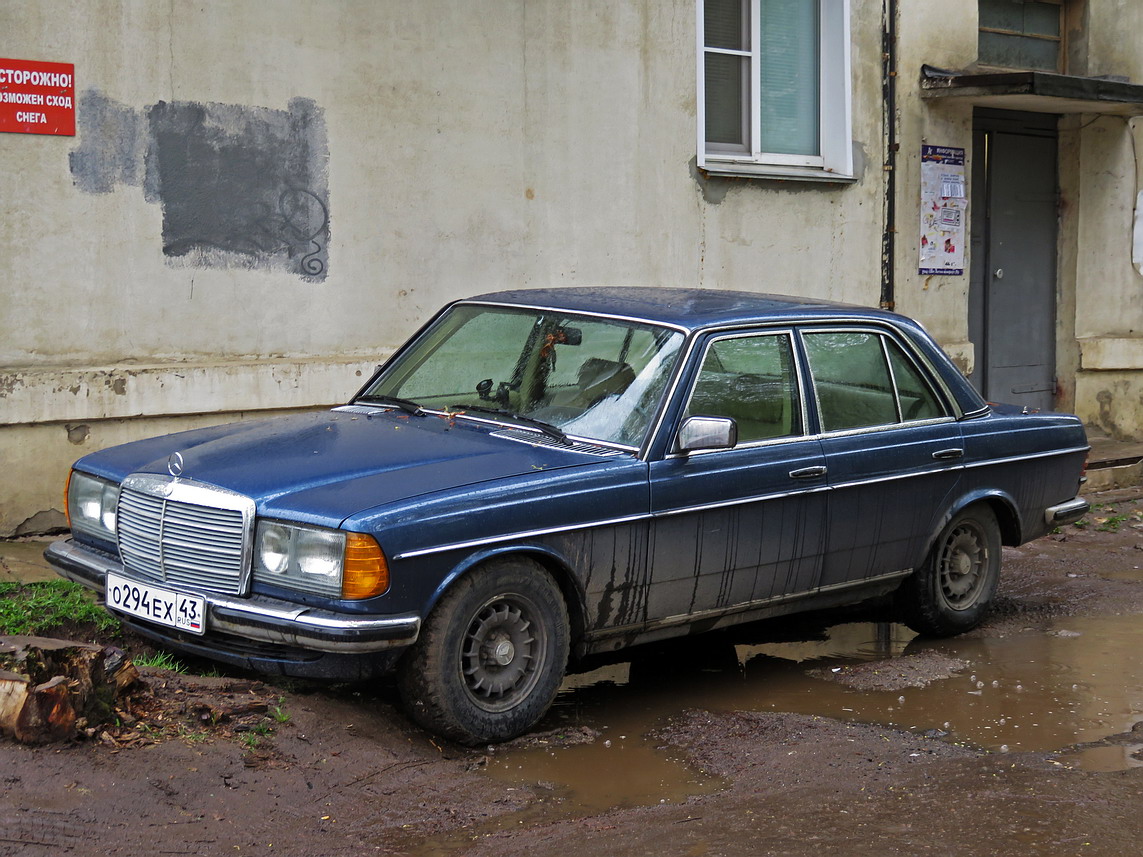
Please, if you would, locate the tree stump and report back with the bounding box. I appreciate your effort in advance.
[0,636,139,744]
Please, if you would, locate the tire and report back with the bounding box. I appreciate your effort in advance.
[397,558,570,745]
[897,504,1001,637]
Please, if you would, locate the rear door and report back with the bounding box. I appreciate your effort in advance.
[800,327,964,586]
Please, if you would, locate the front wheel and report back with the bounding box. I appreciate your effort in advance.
[897,505,1001,637]
[397,558,570,745]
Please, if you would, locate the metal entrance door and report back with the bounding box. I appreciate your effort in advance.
[969,109,1059,410]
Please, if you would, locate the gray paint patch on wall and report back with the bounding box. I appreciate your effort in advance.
[70,92,329,282]
[69,90,148,194]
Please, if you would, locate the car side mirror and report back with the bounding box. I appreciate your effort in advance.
[677,416,737,453]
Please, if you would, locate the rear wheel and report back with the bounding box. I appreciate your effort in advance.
[397,558,569,745]
[898,505,1001,637]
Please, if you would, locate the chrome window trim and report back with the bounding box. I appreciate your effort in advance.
[646,315,967,462]
[799,325,959,434]
[813,414,959,440]
[665,414,960,460]
[457,299,691,336]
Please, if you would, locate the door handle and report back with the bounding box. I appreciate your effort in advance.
[789,465,828,479]
[932,448,964,461]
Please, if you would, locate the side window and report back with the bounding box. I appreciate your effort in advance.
[685,333,803,443]
[804,332,896,431]
[803,330,947,431]
[886,339,945,421]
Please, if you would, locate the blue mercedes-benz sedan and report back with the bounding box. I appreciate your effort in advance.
[47,288,1089,743]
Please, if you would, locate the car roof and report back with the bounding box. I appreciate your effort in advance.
[465,286,900,332]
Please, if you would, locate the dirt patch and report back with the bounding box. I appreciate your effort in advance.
[4,495,1143,855]
[0,676,533,856]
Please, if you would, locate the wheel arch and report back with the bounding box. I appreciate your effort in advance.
[929,490,1022,555]
[426,544,588,654]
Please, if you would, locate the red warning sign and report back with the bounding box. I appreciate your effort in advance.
[0,58,75,136]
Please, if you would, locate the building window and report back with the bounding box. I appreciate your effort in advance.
[698,0,853,181]
[978,0,1063,72]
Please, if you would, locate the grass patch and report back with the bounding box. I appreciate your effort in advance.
[133,650,187,672]
[0,579,120,636]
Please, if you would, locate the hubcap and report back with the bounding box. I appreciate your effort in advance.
[460,596,547,713]
[939,523,988,609]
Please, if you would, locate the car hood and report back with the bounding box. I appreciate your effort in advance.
[77,408,616,526]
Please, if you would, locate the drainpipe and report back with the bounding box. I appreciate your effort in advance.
[880,0,899,311]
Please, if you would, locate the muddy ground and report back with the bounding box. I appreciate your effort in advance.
[5,492,1143,856]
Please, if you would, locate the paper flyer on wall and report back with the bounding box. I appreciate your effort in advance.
[919,145,966,276]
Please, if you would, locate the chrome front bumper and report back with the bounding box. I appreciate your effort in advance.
[45,538,420,655]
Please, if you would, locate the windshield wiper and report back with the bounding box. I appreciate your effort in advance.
[448,404,572,445]
[356,394,426,416]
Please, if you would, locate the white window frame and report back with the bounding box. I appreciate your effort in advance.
[697,0,854,182]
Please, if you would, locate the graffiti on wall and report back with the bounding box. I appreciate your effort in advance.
[70,92,329,282]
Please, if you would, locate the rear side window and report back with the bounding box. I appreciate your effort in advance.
[803,330,946,432]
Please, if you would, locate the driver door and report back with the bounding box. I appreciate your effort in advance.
[647,330,828,621]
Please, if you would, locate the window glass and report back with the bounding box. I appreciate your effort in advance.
[685,334,803,443]
[705,53,749,147]
[705,0,750,50]
[978,0,1062,71]
[758,0,821,156]
[804,331,897,431]
[390,308,536,402]
[363,305,685,448]
[886,340,945,421]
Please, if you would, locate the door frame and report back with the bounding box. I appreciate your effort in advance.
[969,107,1060,408]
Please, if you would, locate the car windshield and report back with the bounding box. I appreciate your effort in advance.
[358,303,686,447]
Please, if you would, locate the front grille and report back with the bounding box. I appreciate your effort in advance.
[116,475,254,595]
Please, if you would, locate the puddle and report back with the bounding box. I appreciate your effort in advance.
[482,613,1143,815]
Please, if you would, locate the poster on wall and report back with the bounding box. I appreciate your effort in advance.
[0,58,75,136]
[919,145,966,276]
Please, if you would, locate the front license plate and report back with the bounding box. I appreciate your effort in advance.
[106,573,206,635]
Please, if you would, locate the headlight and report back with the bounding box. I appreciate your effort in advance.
[67,471,120,543]
[253,521,389,599]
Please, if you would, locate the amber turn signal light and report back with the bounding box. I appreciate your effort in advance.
[341,532,390,599]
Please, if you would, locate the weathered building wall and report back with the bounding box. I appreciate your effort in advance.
[1070,1,1143,438]
[3,0,1143,534]
[1,0,888,535]
[893,0,977,367]
[893,0,1143,436]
